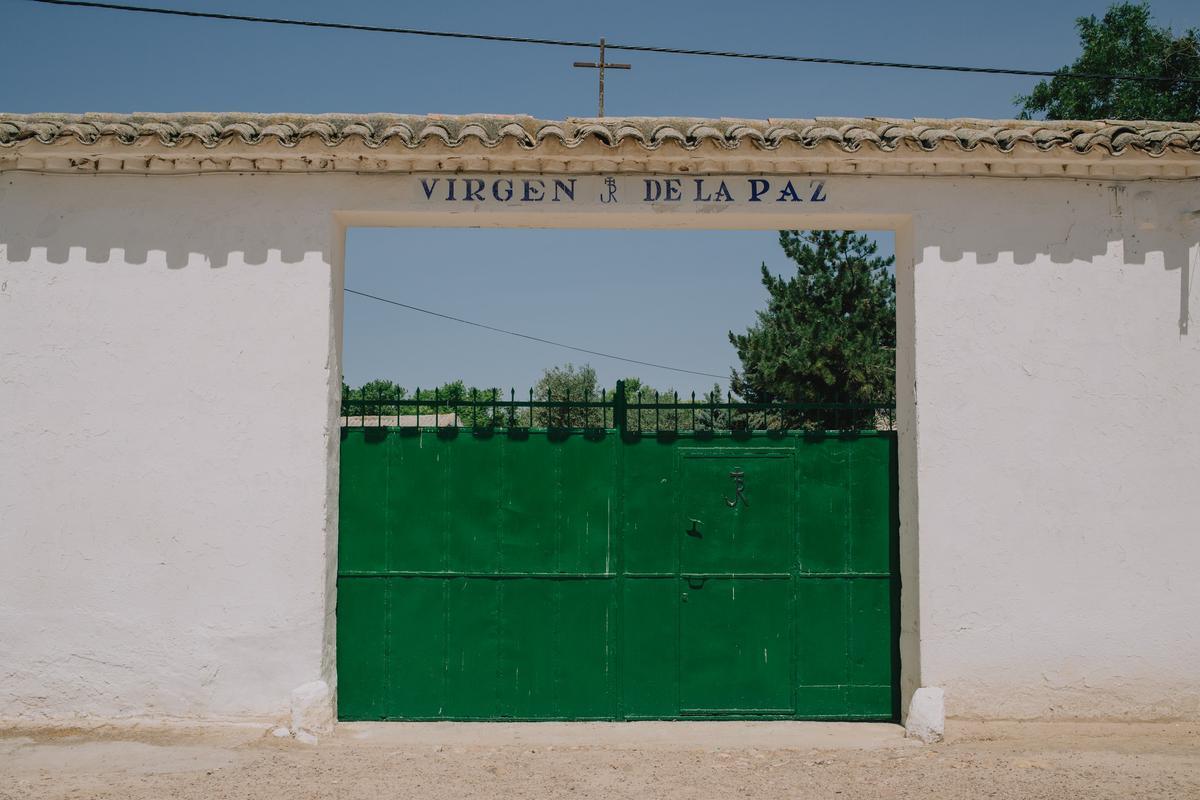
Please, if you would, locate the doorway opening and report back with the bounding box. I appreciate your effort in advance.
[335,227,901,721]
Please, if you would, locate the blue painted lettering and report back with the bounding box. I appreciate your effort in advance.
[776,180,802,202]
[463,179,485,202]
[552,179,575,202]
[492,179,513,202]
[414,175,827,205]
[521,179,545,202]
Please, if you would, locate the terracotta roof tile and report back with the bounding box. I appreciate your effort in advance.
[3,113,1198,156]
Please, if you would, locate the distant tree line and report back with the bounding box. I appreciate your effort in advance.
[341,366,719,430]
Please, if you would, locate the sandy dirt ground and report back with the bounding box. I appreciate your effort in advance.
[1,720,1197,800]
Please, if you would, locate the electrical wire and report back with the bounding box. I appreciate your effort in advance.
[23,0,1200,85]
[344,288,729,381]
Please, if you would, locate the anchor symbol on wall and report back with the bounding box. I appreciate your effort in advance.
[724,469,747,508]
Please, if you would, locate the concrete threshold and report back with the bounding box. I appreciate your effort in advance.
[336,720,911,750]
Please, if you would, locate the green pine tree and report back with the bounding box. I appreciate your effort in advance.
[729,230,895,430]
[1017,3,1200,121]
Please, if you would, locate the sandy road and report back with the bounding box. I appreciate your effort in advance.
[2,720,1197,800]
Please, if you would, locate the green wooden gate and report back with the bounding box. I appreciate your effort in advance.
[337,389,898,721]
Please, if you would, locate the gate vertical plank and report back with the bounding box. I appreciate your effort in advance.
[555,579,618,718]
[442,578,500,718]
[338,431,388,573]
[794,578,850,716]
[557,436,614,575]
[445,434,503,573]
[796,437,851,575]
[388,432,447,572]
[384,577,446,718]
[620,437,677,716]
[335,578,387,720]
[497,579,557,717]
[846,433,900,716]
[621,578,678,717]
[848,435,893,576]
[336,431,389,720]
[620,438,677,574]
[499,438,559,573]
[847,577,895,714]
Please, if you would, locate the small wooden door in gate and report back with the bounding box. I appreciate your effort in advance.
[678,450,794,714]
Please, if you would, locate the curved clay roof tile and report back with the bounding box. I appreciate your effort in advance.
[2,114,1198,164]
[572,122,618,147]
[529,123,571,147]
[683,124,728,147]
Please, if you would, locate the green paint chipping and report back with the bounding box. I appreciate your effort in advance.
[336,429,899,721]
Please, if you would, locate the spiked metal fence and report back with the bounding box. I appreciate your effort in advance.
[341,380,895,434]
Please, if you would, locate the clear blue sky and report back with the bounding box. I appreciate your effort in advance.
[7,0,1197,392]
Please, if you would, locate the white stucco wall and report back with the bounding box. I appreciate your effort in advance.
[0,175,340,723]
[1,170,1197,723]
[911,182,1200,719]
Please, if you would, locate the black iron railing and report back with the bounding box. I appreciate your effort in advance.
[341,380,894,434]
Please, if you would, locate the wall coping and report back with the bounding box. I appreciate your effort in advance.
[3,113,1199,179]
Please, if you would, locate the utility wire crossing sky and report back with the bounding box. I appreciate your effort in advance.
[345,288,729,381]
[23,0,1200,85]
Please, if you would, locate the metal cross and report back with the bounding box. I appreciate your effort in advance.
[573,38,631,117]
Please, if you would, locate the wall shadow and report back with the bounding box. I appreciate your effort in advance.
[924,194,1198,337]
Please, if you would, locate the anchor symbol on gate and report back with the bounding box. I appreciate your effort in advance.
[724,469,747,508]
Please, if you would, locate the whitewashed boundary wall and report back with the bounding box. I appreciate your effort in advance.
[1,114,1199,724]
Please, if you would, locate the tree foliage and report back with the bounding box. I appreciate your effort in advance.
[1016,2,1200,121]
[531,365,685,429]
[533,363,603,427]
[343,378,505,426]
[729,230,895,429]
[619,376,698,432]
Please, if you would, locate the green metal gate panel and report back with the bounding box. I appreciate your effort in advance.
[677,450,793,715]
[337,429,898,721]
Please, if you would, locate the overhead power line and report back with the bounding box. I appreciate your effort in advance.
[344,288,729,382]
[25,0,1200,85]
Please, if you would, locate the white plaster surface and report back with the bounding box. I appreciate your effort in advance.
[1,171,1198,724]
[905,688,945,743]
[290,680,332,735]
[0,175,339,723]
[907,182,1200,720]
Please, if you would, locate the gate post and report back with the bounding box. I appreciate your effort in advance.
[613,379,627,435]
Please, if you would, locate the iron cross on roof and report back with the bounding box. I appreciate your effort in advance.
[573,38,631,118]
